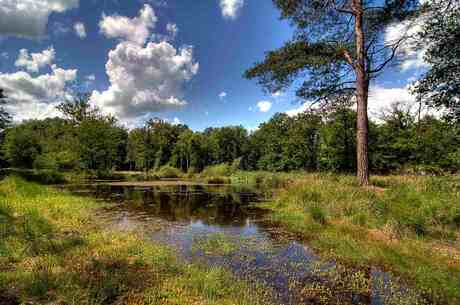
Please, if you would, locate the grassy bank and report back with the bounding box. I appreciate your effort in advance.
[263,174,460,305]
[0,176,272,305]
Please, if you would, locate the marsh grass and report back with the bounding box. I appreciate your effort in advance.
[264,173,460,305]
[230,171,295,188]
[0,175,272,305]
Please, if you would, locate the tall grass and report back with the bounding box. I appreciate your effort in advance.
[0,175,272,305]
[264,173,460,305]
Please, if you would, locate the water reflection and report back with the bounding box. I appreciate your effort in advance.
[64,183,425,305]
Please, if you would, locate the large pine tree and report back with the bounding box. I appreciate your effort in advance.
[245,0,422,185]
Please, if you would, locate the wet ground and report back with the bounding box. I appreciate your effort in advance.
[64,182,426,305]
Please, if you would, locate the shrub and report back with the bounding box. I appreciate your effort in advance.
[55,150,80,170]
[231,158,242,172]
[33,154,58,171]
[201,164,232,177]
[156,166,182,179]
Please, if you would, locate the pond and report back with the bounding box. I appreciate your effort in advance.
[64,182,426,305]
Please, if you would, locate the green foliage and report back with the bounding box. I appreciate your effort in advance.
[1,96,458,176]
[201,163,233,177]
[127,118,189,171]
[318,107,356,172]
[412,1,460,122]
[245,0,420,106]
[0,88,11,132]
[33,154,58,170]
[154,165,182,179]
[77,118,127,171]
[3,122,42,168]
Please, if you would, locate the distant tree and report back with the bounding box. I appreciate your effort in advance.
[57,93,126,172]
[127,128,148,171]
[371,102,418,172]
[77,118,125,172]
[319,107,357,172]
[0,89,11,131]
[145,118,189,169]
[3,123,42,168]
[205,126,248,165]
[245,0,422,185]
[412,1,460,122]
[171,130,210,172]
[57,93,102,125]
[251,113,291,171]
[251,113,321,171]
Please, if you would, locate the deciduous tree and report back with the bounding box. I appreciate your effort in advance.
[412,1,459,122]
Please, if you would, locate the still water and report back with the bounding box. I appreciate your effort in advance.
[65,182,424,305]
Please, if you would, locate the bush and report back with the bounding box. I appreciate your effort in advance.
[55,150,80,170]
[156,166,182,179]
[201,164,232,177]
[33,154,58,171]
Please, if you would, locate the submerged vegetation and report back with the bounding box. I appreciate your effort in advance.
[0,176,272,305]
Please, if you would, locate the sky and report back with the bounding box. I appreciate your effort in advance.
[0,0,428,130]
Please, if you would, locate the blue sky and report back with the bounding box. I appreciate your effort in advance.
[0,0,426,130]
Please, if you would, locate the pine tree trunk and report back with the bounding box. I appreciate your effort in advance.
[354,0,370,186]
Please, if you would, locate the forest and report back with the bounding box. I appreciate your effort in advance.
[1,95,458,178]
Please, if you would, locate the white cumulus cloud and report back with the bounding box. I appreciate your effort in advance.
[74,21,86,39]
[93,5,198,123]
[0,64,77,122]
[219,0,244,19]
[15,47,55,72]
[257,100,272,112]
[99,4,157,45]
[285,85,418,118]
[90,41,198,121]
[384,15,429,71]
[0,0,79,39]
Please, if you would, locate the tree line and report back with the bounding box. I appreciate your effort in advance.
[0,95,458,176]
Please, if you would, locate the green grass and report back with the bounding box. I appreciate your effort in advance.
[0,175,272,305]
[263,173,460,305]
